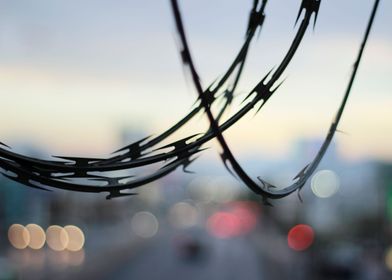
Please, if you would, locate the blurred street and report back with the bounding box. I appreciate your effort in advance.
[113,228,262,280]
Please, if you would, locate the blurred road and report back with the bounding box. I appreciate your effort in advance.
[112,229,264,280]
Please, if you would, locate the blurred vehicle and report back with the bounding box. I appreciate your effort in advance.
[173,228,208,262]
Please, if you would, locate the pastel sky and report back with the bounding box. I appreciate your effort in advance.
[0,0,391,161]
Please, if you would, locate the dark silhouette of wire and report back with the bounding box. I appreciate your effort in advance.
[0,0,380,202]
[171,0,380,204]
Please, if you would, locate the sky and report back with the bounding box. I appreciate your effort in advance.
[0,0,391,161]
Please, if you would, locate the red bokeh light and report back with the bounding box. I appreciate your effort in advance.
[206,201,260,239]
[287,224,314,251]
[229,202,258,233]
[207,212,242,239]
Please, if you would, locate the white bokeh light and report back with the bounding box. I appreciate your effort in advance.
[168,202,198,229]
[311,170,340,198]
[131,212,159,238]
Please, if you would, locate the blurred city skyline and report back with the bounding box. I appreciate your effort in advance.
[0,0,391,161]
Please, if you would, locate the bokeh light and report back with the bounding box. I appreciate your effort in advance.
[8,224,30,249]
[229,201,259,234]
[131,211,159,238]
[385,247,392,271]
[188,176,239,203]
[311,170,340,198]
[287,224,314,251]
[46,225,69,251]
[64,225,85,252]
[207,201,260,239]
[168,202,199,229]
[26,224,46,250]
[207,212,242,239]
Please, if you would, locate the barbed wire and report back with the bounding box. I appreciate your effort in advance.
[0,0,380,203]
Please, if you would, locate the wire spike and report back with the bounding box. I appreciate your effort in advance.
[295,0,321,27]
[257,177,277,190]
[271,77,286,93]
[182,155,199,174]
[51,156,102,166]
[157,134,201,151]
[297,189,304,203]
[112,135,152,154]
[0,142,10,149]
[90,175,134,185]
[241,91,256,104]
[313,0,321,28]
[106,190,137,200]
[293,164,310,180]
[220,152,236,177]
[335,129,349,135]
[262,197,274,207]
[254,100,265,115]
[261,68,275,84]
